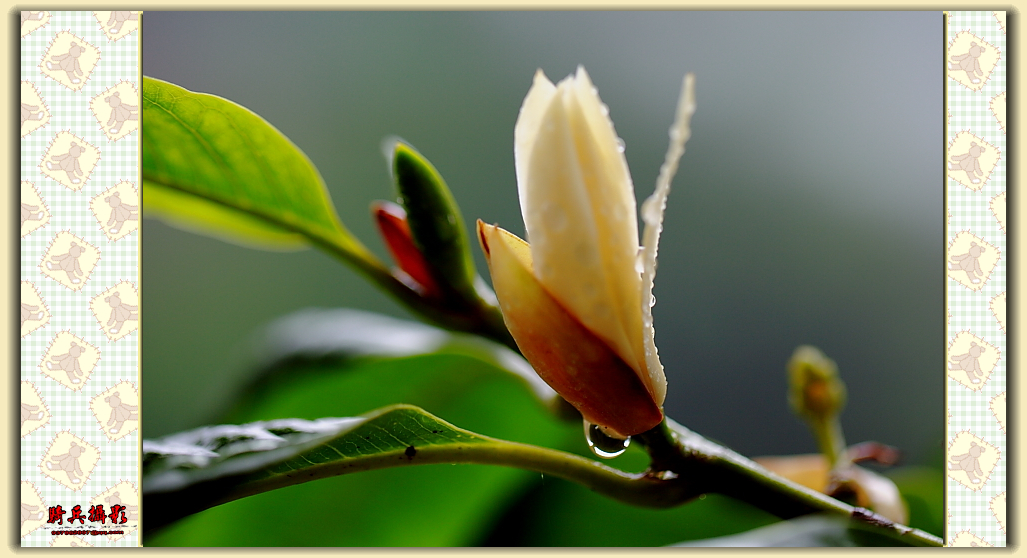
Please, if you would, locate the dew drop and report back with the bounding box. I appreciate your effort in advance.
[649,294,657,307]
[641,195,662,224]
[599,103,609,116]
[584,420,630,459]
[615,137,626,153]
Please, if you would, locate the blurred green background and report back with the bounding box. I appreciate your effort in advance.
[142,11,943,545]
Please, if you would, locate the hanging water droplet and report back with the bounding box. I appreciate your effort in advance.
[649,293,657,307]
[583,420,629,458]
[615,137,626,153]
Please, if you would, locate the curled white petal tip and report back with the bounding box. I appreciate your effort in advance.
[640,73,697,406]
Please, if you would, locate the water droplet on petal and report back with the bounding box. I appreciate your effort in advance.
[584,420,629,459]
[615,137,626,153]
[599,103,609,116]
[639,196,655,223]
[650,294,657,307]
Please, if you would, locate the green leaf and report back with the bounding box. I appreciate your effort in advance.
[143,180,307,250]
[143,416,366,482]
[244,308,559,411]
[144,404,635,536]
[148,349,576,546]
[142,76,378,266]
[672,514,906,547]
[142,406,477,532]
[141,78,491,333]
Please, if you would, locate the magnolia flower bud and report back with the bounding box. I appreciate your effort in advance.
[788,345,847,423]
[478,67,695,437]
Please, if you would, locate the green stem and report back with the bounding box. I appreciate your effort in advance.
[811,416,847,469]
[636,419,942,547]
[308,231,518,352]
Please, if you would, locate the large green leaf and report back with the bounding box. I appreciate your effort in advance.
[145,351,578,546]
[142,78,496,334]
[144,404,633,538]
[142,77,376,264]
[144,405,487,531]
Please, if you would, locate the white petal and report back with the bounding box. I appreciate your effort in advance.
[519,68,646,379]
[515,69,557,227]
[639,74,696,407]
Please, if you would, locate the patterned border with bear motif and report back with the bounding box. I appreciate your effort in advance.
[945,10,1006,548]
[20,10,140,548]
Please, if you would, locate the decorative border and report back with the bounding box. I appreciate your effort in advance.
[20,10,140,548]
[945,10,1006,548]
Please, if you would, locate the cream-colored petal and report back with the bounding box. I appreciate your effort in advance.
[514,69,557,225]
[569,67,640,250]
[519,69,646,381]
[638,74,696,406]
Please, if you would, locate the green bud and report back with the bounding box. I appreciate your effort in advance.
[379,139,513,349]
[787,345,848,468]
[787,345,846,421]
[384,138,481,307]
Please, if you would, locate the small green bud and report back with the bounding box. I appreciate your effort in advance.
[787,345,846,421]
[787,345,848,467]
